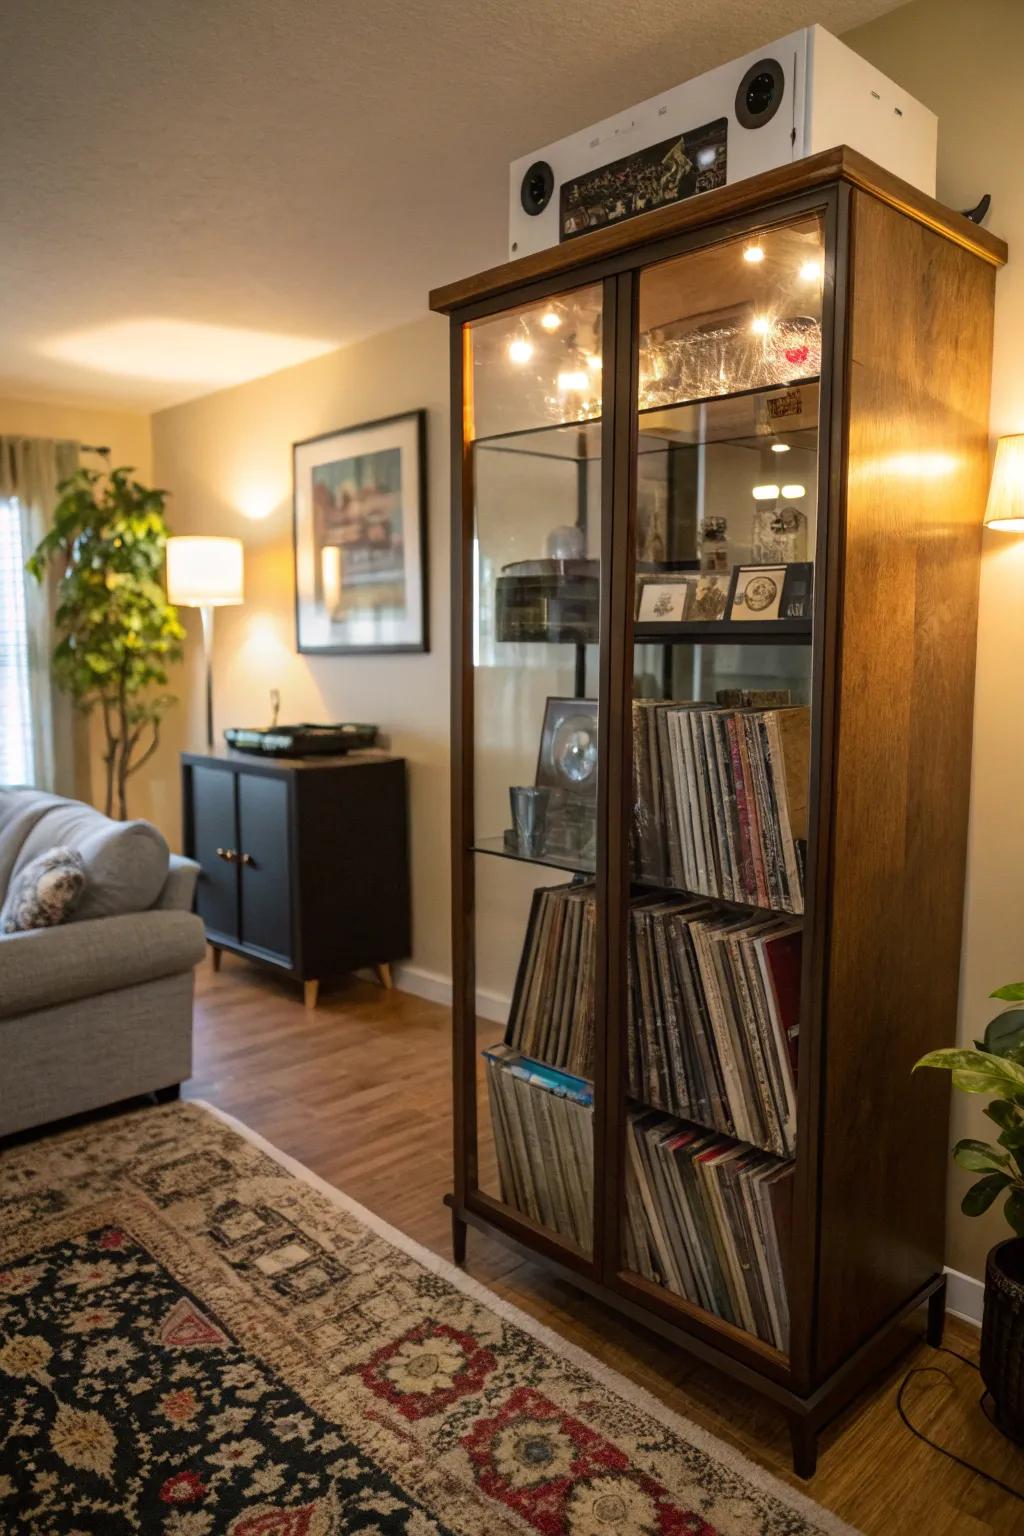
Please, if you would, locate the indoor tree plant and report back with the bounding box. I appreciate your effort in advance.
[28,465,184,819]
[916,983,1024,1441]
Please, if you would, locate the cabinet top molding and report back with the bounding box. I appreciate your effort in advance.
[429,145,1007,314]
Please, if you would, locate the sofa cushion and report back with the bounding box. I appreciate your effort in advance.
[12,801,169,920]
[1,848,86,933]
[0,788,63,898]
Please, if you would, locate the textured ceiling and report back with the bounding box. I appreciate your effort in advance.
[2,0,898,409]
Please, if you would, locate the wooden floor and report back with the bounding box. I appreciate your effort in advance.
[186,954,1024,1535]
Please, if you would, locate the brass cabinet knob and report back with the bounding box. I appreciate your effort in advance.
[216,847,237,862]
[241,852,254,866]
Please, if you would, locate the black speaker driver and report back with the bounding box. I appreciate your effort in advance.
[520,160,555,217]
[735,58,785,129]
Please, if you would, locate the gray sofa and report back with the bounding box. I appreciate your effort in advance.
[0,788,206,1137]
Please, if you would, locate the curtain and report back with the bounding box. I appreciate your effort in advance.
[0,437,79,793]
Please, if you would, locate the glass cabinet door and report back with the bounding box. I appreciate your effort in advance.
[620,213,824,1353]
[465,283,605,1258]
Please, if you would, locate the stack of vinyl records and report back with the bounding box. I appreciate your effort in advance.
[625,1109,793,1349]
[484,1044,594,1253]
[505,882,596,1078]
[506,883,800,1155]
[629,896,800,1156]
[632,701,810,913]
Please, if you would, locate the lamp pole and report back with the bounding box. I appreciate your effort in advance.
[200,604,215,750]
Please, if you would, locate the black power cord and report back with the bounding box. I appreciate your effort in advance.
[896,1345,1024,1503]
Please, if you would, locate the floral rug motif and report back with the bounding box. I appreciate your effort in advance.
[0,1102,856,1536]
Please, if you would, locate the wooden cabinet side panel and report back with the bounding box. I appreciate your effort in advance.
[814,192,995,1377]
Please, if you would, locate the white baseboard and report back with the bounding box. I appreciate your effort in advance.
[389,962,451,1007]
[944,1265,983,1327]
[391,962,509,1025]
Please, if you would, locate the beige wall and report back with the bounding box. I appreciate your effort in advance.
[151,318,453,981]
[0,394,153,807]
[846,0,1024,1280]
[0,395,152,475]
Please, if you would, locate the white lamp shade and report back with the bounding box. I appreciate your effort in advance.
[166,536,245,605]
[985,434,1024,532]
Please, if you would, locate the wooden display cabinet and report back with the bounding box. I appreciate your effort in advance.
[430,147,1006,1475]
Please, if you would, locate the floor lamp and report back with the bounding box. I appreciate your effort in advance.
[166,536,245,749]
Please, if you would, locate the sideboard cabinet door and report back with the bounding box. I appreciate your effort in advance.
[190,765,239,942]
[237,771,293,966]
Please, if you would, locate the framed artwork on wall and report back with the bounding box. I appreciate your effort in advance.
[293,410,428,654]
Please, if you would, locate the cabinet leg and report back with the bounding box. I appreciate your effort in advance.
[209,944,222,973]
[788,1415,818,1480]
[452,1211,468,1267]
[304,979,320,1009]
[154,1084,181,1104]
[375,962,393,990]
[927,1277,947,1348]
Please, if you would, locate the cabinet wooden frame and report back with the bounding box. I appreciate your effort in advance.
[433,149,1005,1476]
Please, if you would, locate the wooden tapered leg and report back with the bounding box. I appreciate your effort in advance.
[789,1415,818,1480]
[927,1277,947,1348]
[452,1211,468,1266]
[375,963,393,990]
[209,945,222,972]
[303,979,320,1009]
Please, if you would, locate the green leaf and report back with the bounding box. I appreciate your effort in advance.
[991,983,1024,1002]
[953,1138,1010,1172]
[1005,1190,1024,1237]
[986,1100,1020,1129]
[984,1007,1024,1061]
[915,1049,1024,1095]
[962,1172,1013,1216]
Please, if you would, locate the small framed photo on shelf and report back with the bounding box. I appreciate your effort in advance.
[780,561,814,619]
[635,573,696,622]
[728,564,787,621]
[727,562,814,622]
[689,572,732,621]
[536,697,599,800]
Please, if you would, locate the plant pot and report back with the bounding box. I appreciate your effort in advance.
[980,1236,1024,1443]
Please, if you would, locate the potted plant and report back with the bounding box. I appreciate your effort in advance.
[916,983,1024,1442]
[28,466,185,820]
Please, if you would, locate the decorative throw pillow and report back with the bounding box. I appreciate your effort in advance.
[0,847,87,934]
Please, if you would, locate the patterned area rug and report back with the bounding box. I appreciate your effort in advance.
[0,1101,856,1536]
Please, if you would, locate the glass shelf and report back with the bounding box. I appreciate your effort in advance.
[471,378,821,463]
[472,836,595,878]
[637,379,820,452]
[474,418,602,461]
[634,618,811,645]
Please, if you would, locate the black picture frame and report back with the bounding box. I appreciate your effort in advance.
[292,409,429,655]
[725,560,814,623]
[727,563,787,622]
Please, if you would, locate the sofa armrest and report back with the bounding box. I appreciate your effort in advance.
[0,911,206,1021]
[155,854,200,911]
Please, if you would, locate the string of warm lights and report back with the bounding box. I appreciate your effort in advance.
[498,237,824,423]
